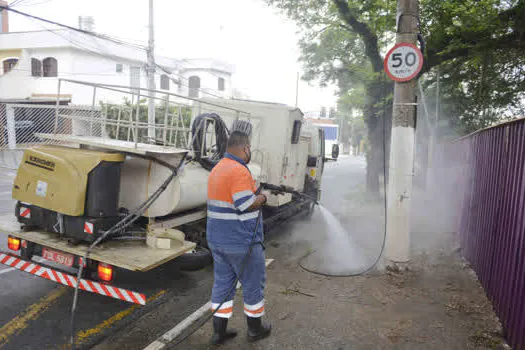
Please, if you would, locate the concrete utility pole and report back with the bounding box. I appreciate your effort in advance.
[385,0,420,263]
[147,0,156,140]
[295,72,299,108]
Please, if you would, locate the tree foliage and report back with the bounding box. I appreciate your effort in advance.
[266,0,525,191]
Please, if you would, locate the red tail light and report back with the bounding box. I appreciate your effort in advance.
[98,263,113,282]
[7,236,21,251]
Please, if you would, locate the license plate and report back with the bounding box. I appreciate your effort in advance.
[42,248,74,267]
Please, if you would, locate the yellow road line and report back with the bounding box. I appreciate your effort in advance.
[0,287,67,347]
[75,289,166,344]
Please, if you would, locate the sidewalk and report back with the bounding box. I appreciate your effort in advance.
[179,232,507,350]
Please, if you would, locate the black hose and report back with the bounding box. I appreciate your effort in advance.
[69,154,185,349]
[298,76,389,277]
[169,194,264,348]
[191,113,229,171]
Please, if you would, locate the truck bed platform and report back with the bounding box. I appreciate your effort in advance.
[0,215,196,272]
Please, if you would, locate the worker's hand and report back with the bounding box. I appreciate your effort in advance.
[248,193,269,211]
[261,190,272,203]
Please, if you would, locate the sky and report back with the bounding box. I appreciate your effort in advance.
[7,0,338,114]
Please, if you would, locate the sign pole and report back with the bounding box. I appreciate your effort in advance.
[384,0,421,263]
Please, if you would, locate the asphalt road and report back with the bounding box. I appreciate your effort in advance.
[0,155,368,349]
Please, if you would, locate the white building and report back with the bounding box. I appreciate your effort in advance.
[0,27,235,104]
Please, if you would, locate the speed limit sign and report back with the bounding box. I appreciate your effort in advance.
[384,43,423,82]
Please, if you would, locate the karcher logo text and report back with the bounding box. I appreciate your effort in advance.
[26,156,55,171]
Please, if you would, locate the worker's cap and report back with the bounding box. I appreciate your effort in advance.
[231,120,252,138]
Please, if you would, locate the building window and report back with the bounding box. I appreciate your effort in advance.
[218,77,225,92]
[42,57,58,77]
[130,66,140,89]
[160,74,170,90]
[116,63,123,73]
[31,58,42,77]
[188,75,200,98]
[2,58,18,74]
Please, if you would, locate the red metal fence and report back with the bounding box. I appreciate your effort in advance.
[444,118,525,349]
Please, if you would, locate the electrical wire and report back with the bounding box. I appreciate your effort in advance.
[4,6,242,100]
[0,5,147,50]
[11,0,53,7]
[3,3,249,100]
[298,75,390,277]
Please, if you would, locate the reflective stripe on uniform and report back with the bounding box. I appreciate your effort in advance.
[207,210,260,221]
[212,300,234,319]
[207,199,236,209]
[232,190,254,202]
[237,194,256,212]
[207,156,262,248]
[244,300,265,318]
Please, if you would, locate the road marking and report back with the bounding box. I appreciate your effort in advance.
[75,289,166,345]
[143,302,210,350]
[0,267,15,275]
[145,258,275,349]
[0,287,67,347]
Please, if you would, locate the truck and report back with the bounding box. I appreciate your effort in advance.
[304,120,339,160]
[0,80,326,305]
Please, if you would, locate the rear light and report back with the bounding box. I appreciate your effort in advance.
[7,236,21,251]
[98,263,113,282]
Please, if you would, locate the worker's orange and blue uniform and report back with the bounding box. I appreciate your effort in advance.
[207,152,266,319]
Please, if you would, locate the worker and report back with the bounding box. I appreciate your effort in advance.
[206,130,271,345]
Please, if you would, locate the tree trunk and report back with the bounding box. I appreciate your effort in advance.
[364,80,393,194]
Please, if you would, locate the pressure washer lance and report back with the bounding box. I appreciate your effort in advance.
[259,182,319,205]
[170,182,318,347]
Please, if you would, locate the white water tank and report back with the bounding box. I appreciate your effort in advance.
[119,159,262,218]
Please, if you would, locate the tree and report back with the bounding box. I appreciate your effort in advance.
[320,106,327,118]
[266,0,525,193]
[329,107,336,118]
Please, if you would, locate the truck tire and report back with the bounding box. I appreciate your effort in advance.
[176,247,213,271]
[332,144,340,159]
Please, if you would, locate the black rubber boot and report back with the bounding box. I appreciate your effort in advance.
[246,316,272,342]
[210,316,237,345]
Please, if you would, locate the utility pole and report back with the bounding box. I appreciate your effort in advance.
[295,72,299,107]
[385,0,420,263]
[147,0,156,141]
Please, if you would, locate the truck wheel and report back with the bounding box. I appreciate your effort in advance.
[176,247,213,271]
[332,144,340,159]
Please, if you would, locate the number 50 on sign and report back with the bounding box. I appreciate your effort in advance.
[384,43,423,82]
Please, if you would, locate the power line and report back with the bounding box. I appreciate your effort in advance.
[2,4,242,100]
[10,0,52,7]
[24,16,151,72]
[0,4,147,50]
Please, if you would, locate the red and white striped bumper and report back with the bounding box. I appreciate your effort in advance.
[0,252,146,305]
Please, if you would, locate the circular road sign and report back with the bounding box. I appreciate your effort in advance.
[384,43,423,82]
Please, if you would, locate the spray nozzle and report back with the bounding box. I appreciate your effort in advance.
[259,183,319,205]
